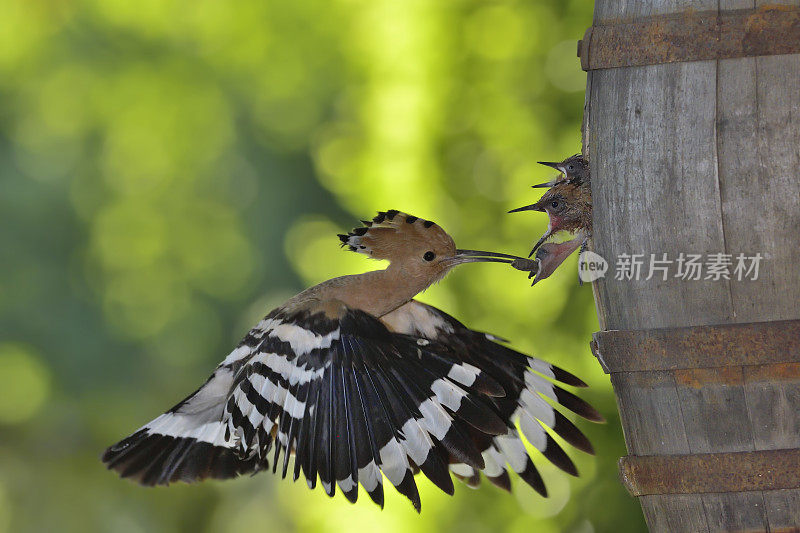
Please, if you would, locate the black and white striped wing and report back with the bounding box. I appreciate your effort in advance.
[100,316,278,485]
[381,300,603,495]
[221,300,511,512]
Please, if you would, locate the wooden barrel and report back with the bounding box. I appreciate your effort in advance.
[580,1,800,531]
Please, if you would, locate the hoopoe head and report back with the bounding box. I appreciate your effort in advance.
[339,210,527,285]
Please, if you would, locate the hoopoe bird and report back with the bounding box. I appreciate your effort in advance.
[509,156,592,285]
[102,210,601,512]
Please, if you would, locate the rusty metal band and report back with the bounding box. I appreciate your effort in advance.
[590,319,800,374]
[619,449,800,496]
[578,6,800,71]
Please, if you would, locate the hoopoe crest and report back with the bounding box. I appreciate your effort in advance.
[338,210,458,286]
[103,210,601,512]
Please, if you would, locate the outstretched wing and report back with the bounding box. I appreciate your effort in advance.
[381,300,603,495]
[101,316,277,486]
[103,297,600,511]
[220,299,511,512]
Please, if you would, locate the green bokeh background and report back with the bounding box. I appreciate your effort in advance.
[0,1,646,531]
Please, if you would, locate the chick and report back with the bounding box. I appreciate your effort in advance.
[509,156,592,285]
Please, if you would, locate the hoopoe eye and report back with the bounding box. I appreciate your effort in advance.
[550,200,560,209]
[423,251,435,262]
[567,164,574,171]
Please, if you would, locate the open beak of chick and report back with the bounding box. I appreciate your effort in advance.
[507,197,563,257]
[531,161,567,188]
[529,236,584,286]
[507,161,573,255]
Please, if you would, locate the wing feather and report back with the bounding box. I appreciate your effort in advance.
[382,300,600,496]
[105,296,598,512]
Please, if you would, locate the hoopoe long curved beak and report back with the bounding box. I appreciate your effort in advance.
[452,249,528,264]
[450,249,538,271]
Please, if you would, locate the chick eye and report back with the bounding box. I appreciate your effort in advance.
[423,251,435,262]
[550,200,560,209]
[567,164,574,171]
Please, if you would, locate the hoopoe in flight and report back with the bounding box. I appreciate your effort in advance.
[103,210,601,512]
[509,155,592,285]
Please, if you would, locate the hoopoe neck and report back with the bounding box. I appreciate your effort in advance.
[298,265,435,318]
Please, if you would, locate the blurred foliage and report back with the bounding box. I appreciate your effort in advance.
[0,0,646,532]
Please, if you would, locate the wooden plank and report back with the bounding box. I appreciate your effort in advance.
[745,363,800,530]
[672,366,769,531]
[713,2,800,529]
[701,492,770,532]
[587,0,731,331]
[586,1,728,525]
[673,367,754,453]
[611,372,691,455]
[587,59,733,332]
[587,0,800,529]
[744,363,800,449]
[639,494,710,533]
[763,490,800,530]
[610,371,710,532]
[594,0,714,22]
[717,54,800,324]
[713,2,800,528]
